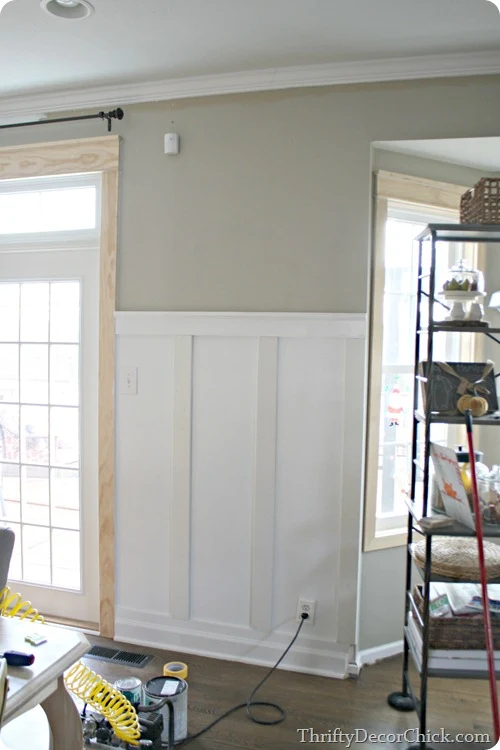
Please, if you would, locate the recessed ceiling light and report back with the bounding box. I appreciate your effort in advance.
[0,0,15,13]
[41,0,94,19]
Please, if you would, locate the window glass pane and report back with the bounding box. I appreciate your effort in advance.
[0,193,39,234]
[22,466,49,526]
[22,525,50,585]
[52,529,80,590]
[51,468,79,530]
[8,522,22,580]
[377,372,413,519]
[383,291,415,366]
[0,344,19,402]
[20,283,49,343]
[0,186,96,234]
[50,345,79,406]
[51,407,79,469]
[50,282,80,343]
[0,405,19,462]
[385,221,417,295]
[21,405,48,466]
[0,463,20,523]
[0,284,19,341]
[20,345,48,405]
[39,187,96,232]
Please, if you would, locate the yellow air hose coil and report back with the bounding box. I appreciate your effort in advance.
[0,588,139,744]
[0,586,45,623]
[64,660,141,745]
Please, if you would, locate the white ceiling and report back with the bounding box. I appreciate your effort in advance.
[1,0,500,114]
[375,137,500,171]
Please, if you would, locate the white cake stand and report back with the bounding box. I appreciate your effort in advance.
[439,290,486,323]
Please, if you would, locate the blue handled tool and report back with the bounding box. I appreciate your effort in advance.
[0,650,35,667]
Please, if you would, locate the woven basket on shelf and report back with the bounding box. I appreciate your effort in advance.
[412,585,500,650]
[460,178,500,224]
[412,537,500,580]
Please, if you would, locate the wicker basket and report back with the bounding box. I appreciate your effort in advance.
[460,178,500,224]
[412,537,500,581]
[412,585,500,650]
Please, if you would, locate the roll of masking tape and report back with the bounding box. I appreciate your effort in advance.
[163,661,188,680]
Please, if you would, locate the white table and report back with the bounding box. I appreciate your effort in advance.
[0,617,89,750]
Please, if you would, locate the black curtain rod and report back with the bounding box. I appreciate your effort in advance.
[0,107,124,132]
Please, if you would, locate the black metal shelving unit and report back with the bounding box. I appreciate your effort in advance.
[387,224,500,748]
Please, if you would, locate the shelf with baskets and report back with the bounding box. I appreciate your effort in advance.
[406,589,500,678]
[387,223,500,740]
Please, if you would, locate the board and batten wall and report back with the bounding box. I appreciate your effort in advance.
[114,312,366,677]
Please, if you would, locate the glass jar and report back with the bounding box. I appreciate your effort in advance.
[442,259,484,294]
[479,465,500,525]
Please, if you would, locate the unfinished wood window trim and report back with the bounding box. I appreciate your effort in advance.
[376,171,467,211]
[0,136,120,637]
[364,171,468,552]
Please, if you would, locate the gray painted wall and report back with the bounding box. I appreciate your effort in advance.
[358,546,406,651]
[3,77,500,316]
[3,75,500,652]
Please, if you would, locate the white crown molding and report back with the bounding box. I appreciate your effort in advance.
[2,49,500,121]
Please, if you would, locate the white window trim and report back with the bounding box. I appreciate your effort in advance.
[363,171,469,552]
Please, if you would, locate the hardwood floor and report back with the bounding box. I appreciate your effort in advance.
[82,635,494,749]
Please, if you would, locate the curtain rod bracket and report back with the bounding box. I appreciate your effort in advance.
[99,108,124,132]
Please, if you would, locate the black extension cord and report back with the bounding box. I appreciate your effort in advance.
[168,612,309,747]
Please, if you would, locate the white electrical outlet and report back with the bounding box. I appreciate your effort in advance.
[296,598,316,624]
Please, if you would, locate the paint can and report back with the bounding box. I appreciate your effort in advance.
[143,676,188,744]
[113,676,142,705]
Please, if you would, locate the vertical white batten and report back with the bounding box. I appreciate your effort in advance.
[169,335,193,620]
[250,337,279,631]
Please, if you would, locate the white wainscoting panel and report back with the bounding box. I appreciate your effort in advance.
[114,334,174,617]
[115,312,366,678]
[273,337,344,641]
[190,336,257,626]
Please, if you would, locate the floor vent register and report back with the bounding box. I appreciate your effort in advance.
[85,645,153,668]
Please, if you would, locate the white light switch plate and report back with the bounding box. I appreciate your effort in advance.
[118,366,138,394]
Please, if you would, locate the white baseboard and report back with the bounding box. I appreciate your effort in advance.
[115,607,350,679]
[358,640,403,666]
